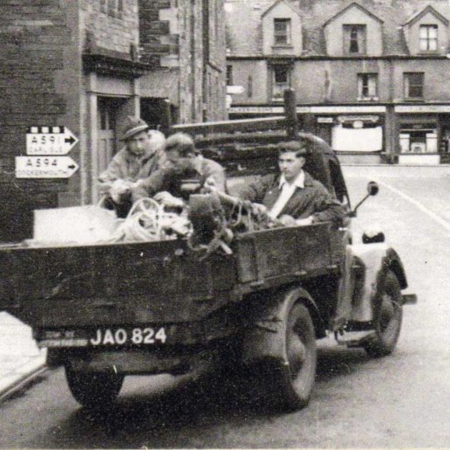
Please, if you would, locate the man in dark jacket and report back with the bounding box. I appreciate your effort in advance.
[236,140,345,227]
[132,132,226,208]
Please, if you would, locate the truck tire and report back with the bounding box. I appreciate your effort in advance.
[364,271,403,358]
[262,302,317,411]
[65,366,124,409]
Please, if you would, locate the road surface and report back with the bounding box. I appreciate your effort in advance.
[0,166,449,448]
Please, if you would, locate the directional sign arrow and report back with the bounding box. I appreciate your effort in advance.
[15,156,79,179]
[26,126,79,155]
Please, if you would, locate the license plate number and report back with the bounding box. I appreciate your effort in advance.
[38,327,168,348]
[90,327,167,346]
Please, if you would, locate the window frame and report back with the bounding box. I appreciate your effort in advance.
[419,24,438,53]
[273,18,292,46]
[357,73,378,100]
[101,0,123,18]
[343,24,367,55]
[404,72,425,100]
[271,64,291,100]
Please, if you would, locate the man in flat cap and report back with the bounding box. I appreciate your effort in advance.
[98,116,166,217]
[209,140,345,227]
[131,132,226,208]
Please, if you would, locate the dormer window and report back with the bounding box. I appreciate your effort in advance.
[274,19,291,46]
[419,25,438,52]
[344,25,366,55]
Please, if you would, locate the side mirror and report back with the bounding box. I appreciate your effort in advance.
[367,181,379,196]
[349,181,380,218]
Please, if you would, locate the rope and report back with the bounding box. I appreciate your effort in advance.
[110,198,191,243]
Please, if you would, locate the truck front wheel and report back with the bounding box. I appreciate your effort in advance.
[65,366,124,409]
[364,270,403,357]
[263,302,317,411]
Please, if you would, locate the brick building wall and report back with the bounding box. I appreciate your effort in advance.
[81,0,139,56]
[138,0,226,124]
[0,0,75,242]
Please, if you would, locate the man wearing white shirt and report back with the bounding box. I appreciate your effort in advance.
[237,141,345,227]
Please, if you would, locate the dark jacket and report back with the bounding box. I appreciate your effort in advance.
[132,157,226,202]
[238,171,345,226]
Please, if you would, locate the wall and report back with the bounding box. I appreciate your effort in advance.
[0,0,78,241]
[81,0,139,56]
[226,60,269,104]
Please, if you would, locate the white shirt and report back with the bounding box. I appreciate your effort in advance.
[268,171,305,219]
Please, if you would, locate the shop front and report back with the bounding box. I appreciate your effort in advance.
[395,105,450,165]
[298,105,386,164]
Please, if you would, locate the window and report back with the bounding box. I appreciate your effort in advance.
[404,73,424,99]
[100,0,123,18]
[274,19,291,46]
[344,25,366,55]
[358,74,378,99]
[419,25,438,52]
[226,65,233,85]
[272,65,290,99]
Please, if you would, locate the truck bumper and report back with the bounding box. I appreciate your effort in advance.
[402,294,417,305]
[66,347,222,377]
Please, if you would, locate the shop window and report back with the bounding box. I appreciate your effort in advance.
[404,73,424,99]
[272,65,290,100]
[343,25,366,55]
[274,19,291,46]
[419,25,438,52]
[357,73,378,100]
[399,124,437,153]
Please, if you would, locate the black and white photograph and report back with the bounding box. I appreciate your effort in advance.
[0,0,448,448]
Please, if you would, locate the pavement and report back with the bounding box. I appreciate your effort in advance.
[0,163,448,402]
[0,312,47,399]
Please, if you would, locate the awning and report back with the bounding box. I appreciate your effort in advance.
[140,70,179,105]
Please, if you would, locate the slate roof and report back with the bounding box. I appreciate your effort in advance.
[225,0,450,56]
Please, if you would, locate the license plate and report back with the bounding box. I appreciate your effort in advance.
[37,326,168,348]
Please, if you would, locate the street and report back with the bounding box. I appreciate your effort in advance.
[1,166,450,448]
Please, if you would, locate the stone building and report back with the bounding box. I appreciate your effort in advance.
[225,0,450,164]
[0,0,226,241]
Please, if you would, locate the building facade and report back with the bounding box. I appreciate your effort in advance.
[0,0,226,242]
[225,0,450,164]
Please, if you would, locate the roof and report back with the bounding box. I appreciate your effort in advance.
[225,0,450,57]
[261,0,300,18]
[323,2,384,27]
[404,4,449,27]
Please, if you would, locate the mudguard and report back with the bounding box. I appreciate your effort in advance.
[349,243,409,323]
[240,286,325,367]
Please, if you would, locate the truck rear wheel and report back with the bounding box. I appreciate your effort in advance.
[65,366,124,409]
[263,302,317,411]
[364,271,403,357]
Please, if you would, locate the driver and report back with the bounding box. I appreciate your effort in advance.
[209,140,345,227]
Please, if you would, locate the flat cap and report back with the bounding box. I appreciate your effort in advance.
[120,116,149,141]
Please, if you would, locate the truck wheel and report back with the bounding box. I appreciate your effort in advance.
[364,271,403,358]
[264,302,317,411]
[65,366,124,409]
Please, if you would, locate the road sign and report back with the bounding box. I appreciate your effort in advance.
[227,85,245,95]
[15,156,79,179]
[26,126,79,155]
